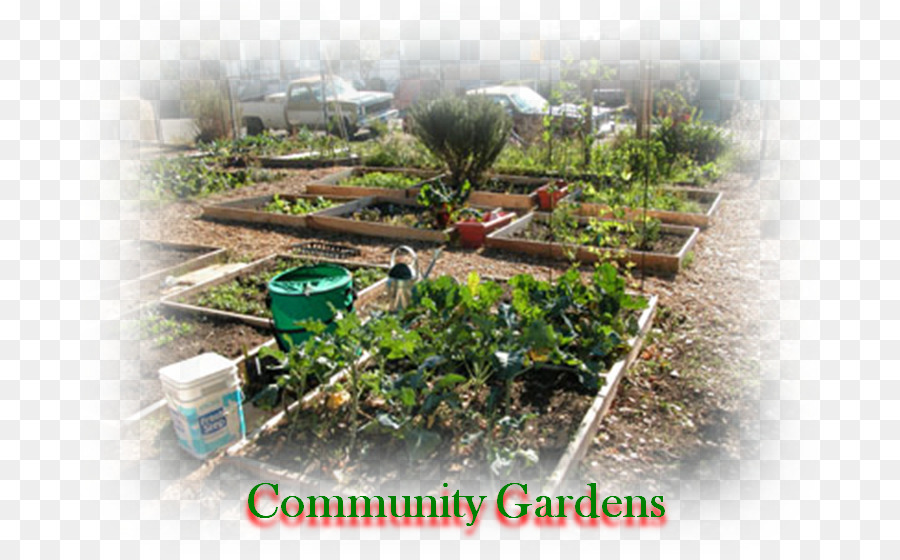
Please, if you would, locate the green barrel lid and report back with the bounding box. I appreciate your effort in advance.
[268,263,352,296]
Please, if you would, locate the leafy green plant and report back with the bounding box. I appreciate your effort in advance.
[416,177,473,228]
[264,195,336,215]
[141,156,275,200]
[408,95,512,193]
[139,309,194,347]
[270,266,646,469]
[341,171,425,189]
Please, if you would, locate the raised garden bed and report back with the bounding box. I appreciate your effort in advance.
[485,212,700,276]
[466,174,554,210]
[305,166,442,200]
[221,270,657,495]
[570,186,724,229]
[309,197,455,243]
[201,194,357,228]
[161,254,389,328]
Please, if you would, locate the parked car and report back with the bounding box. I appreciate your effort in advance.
[241,76,399,138]
[466,85,612,142]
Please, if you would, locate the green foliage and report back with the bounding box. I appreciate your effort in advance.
[408,95,512,191]
[539,204,663,252]
[139,309,194,347]
[341,171,425,189]
[140,156,270,200]
[264,195,336,215]
[416,177,473,227]
[577,181,703,214]
[359,132,441,169]
[274,267,647,465]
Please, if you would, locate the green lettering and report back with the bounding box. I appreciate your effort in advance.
[624,495,648,518]
[280,495,304,518]
[602,495,622,518]
[247,482,278,519]
[497,482,529,519]
[349,496,386,518]
[650,496,666,518]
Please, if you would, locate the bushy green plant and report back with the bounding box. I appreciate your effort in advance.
[592,136,666,188]
[341,171,424,189]
[264,195,336,215]
[141,156,267,199]
[408,95,512,192]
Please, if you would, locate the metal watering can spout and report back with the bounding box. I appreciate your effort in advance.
[386,246,418,311]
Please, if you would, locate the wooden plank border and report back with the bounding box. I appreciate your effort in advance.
[484,212,700,276]
[308,196,455,243]
[200,194,358,229]
[304,166,443,200]
[572,187,724,229]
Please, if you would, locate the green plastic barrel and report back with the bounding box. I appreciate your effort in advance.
[267,264,354,350]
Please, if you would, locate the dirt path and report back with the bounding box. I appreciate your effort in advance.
[582,172,761,494]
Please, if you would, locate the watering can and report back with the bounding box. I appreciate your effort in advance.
[386,246,418,312]
[386,246,443,312]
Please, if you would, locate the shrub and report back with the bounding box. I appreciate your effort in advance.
[408,95,512,193]
[652,114,730,167]
[183,80,239,144]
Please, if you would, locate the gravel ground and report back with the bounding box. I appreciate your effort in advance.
[581,170,762,496]
[134,166,761,504]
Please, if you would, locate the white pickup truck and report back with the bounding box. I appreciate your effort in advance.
[240,76,398,137]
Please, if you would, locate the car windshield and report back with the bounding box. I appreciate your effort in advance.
[508,88,549,113]
[314,77,357,100]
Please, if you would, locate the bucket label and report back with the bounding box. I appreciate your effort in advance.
[198,407,227,436]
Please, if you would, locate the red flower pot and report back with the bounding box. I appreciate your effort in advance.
[536,182,569,210]
[455,210,514,249]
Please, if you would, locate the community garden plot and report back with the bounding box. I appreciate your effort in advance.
[309,197,457,243]
[201,194,357,228]
[162,254,389,328]
[217,268,656,496]
[568,185,724,229]
[304,166,442,199]
[450,174,556,210]
[485,212,700,276]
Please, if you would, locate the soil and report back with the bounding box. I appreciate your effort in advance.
[512,218,689,255]
[243,365,597,493]
[123,307,273,408]
[349,201,436,230]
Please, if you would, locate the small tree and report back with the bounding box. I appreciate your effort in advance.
[408,95,512,193]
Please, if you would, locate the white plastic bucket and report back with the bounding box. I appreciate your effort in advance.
[159,352,246,459]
